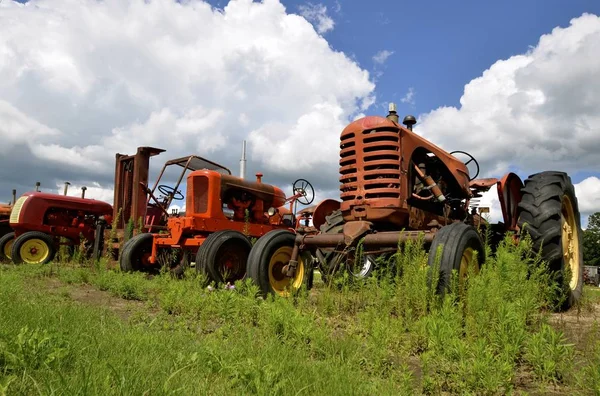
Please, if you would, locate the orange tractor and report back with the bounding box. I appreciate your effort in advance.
[120,169,314,291]
[246,104,584,309]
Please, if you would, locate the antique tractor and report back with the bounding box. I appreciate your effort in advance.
[120,169,314,293]
[246,104,584,309]
[0,203,13,261]
[6,192,113,264]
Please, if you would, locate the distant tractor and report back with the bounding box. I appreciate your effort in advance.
[6,192,113,264]
[0,203,13,261]
[120,170,314,294]
[246,103,584,309]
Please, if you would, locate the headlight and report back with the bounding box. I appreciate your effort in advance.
[267,207,278,216]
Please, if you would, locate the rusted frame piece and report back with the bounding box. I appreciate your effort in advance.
[285,231,434,277]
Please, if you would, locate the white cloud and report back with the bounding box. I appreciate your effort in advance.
[0,0,374,194]
[575,176,600,216]
[298,3,334,34]
[400,87,415,106]
[417,13,600,178]
[372,50,394,65]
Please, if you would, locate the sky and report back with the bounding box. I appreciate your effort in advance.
[1,0,600,226]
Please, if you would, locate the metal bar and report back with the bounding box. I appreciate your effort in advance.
[240,140,246,179]
[92,223,105,262]
[12,189,16,205]
[296,231,434,248]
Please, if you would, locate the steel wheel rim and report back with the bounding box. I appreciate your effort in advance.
[3,238,13,259]
[459,247,478,279]
[349,254,375,278]
[268,246,305,297]
[20,238,50,264]
[561,195,580,290]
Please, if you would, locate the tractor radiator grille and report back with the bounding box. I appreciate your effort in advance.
[339,128,401,203]
[188,175,208,215]
[9,196,28,224]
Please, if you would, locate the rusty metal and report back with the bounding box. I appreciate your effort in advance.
[296,230,434,248]
[342,221,372,246]
[12,189,16,205]
[63,182,70,196]
[497,173,523,231]
[81,186,87,199]
[312,198,341,230]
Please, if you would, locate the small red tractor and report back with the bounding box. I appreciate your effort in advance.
[5,192,113,265]
[246,104,584,309]
[120,169,314,293]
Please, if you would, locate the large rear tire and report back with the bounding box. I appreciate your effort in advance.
[0,232,15,262]
[11,231,57,265]
[427,222,485,294]
[517,171,583,310]
[195,230,251,285]
[247,229,312,297]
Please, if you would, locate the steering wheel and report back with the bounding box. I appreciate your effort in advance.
[157,184,184,201]
[450,150,480,181]
[292,179,315,205]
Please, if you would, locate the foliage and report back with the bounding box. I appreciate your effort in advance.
[583,212,600,267]
[0,236,596,395]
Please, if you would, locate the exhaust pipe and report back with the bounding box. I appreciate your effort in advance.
[240,140,247,179]
[35,182,41,192]
[63,182,71,196]
[12,189,16,205]
[81,186,87,199]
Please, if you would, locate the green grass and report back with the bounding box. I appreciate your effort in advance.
[0,236,599,395]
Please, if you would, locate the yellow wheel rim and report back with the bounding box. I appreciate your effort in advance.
[20,238,50,264]
[459,247,479,279]
[268,246,306,297]
[3,238,13,260]
[561,195,580,290]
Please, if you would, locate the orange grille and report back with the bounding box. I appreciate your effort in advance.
[188,175,208,214]
[339,128,401,204]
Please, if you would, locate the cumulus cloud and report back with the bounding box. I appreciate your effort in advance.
[298,2,334,34]
[417,13,600,180]
[372,50,394,65]
[400,87,415,106]
[574,177,600,222]
[55,182,114,204]
[0,0,374,200]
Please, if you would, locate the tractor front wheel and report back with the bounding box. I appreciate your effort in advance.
[428,222,485,294]
[196,230,251,285]
[517,171,583,310]
[0,232,15,262]
[119,233,156,273]
[11,231,56,265]
[247,229,312,297]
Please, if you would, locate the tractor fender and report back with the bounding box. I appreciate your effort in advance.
[497,172,523,231]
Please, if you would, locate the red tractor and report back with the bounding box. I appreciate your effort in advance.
[5,192,113,265]
[246,104,584,309]
[120,170,314,294]
[0,203,13,261]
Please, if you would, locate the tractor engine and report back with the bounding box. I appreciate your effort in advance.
[340,116,405,225]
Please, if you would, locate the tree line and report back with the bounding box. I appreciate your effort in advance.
[584,212,600,267]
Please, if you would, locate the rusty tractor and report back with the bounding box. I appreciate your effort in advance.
[246,103,584,309]
[6,190,113,265]
[120,169,314,291]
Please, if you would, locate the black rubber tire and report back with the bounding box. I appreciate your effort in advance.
[196,230,251,285]
[246,229,312,297]
[517,171,583,310]
[11,231,57,265]
[427,222,485,294]
[0,232,15,262]
[119,233,156,272]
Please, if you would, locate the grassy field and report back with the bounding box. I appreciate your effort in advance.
[1,238,599,395]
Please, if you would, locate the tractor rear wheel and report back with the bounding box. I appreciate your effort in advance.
[0,232,15,262]
[119,233,157,273]
[195,230,251,285]
[11,231,57,265]
[517,171,583,310]
[246,229,312,297]
[428,222,485,294]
